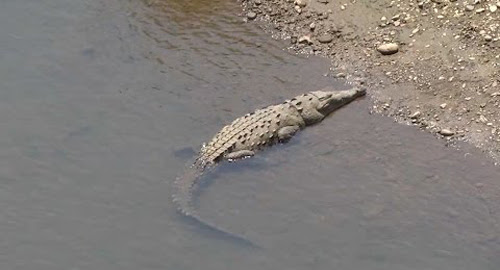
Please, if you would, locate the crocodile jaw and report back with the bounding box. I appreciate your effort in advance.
[312,87,366,116]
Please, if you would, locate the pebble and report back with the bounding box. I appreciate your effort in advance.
[377,43,399,55]
[317,34,334,43]
[479,115,488,123]
[318,0,329,3]
[247,11,257,20]
[491,5,498,12]
[440,103,447,109]
[410,111,421,119]
[298,35,312,44]
[295,0,307,7]
[476,8,485,13]
[484,35,493,42]
[465,5,474,11]
[439,129,455,136]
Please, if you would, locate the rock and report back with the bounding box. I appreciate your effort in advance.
[318,0,329,3]
[377,43,399,55]
[440,103,447,109]
[465,5,474,11]
[298,35,312,44]
[484,35,493,42]
[317,34,334,43]
[255,0,262,5]
[410,111,421,119]
[439,129,455,136]
[247,11,257,20]
[479,115,488,123]
[295,0,307,7]
[490,4,498,12]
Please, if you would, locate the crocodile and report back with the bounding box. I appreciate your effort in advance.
[172,86,366,245]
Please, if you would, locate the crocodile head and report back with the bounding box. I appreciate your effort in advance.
[311,87,366,115]
[288,87,366,125]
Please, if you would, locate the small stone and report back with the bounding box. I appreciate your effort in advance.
[294,5,302,13]
[318,0,329,3]
[377,43,399,55]
[298,35,312,44]
[440,103,447,109]
[479,115,488,123]
[317,34,334,43]
[247,11,257,20]
[490,4,498,12]
[484,35,493,42]
[439,129,455,136]
[295,0,307,7]
[465,5,474,11]
[410,111,421,119]
[309,22,316,30]
[476,8,485,13]
[255,0,262,5]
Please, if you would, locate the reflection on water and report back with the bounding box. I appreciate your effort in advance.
[0,0,499,269]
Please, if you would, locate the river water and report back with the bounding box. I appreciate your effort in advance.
[1,0,499,269]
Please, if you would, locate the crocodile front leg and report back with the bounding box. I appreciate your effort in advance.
[277,125,301,142]
[224,150,255,161]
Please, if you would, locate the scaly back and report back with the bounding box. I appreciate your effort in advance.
[196,103,303,167]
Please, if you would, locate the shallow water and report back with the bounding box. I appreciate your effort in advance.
[1,0,499,269]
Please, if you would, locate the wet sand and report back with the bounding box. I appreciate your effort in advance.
[241,0,500,162]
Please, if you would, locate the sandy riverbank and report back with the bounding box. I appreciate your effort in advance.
[240,0,500,163]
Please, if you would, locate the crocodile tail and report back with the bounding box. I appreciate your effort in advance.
[172,165,258,248]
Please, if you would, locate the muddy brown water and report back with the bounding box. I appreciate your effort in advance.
[1,0,500,269]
